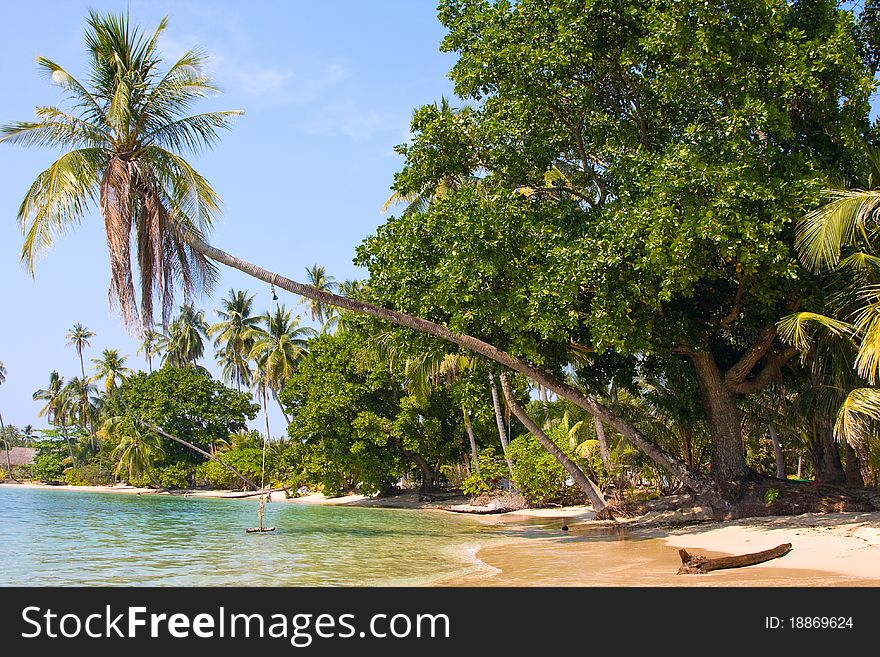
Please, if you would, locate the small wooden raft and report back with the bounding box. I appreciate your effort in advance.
[676,543,792,574]
[246,526,276,533]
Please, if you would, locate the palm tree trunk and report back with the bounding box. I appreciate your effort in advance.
[180,232,722,506]
[1,411,16,481]
[769,424,785,480]
[488,374,515,481]
[60,421,76,467]
[462,406,480,475]
[499,374,607,514]
[594,416,612,472]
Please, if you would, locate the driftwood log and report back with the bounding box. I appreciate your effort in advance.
[676,543,792,574]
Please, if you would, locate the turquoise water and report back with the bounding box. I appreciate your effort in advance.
[0,486,497,586]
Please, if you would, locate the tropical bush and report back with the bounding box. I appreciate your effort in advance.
[508,431,580,506]
[64,462,115,486]
[461,446,510,496]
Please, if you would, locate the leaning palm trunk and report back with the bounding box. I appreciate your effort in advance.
[488,374,515,481]
[768,424,785,480]
[179,231,724,507]
[462,406,480,475]
[594,416,612,472]
[59,421,76,467]
[1,411,15,481]
[499,374,608,515]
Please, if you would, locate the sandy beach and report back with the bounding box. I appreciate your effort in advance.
[440,508,880,586]
[6,481,879,586]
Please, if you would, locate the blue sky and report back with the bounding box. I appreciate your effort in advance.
[0,1,457,433]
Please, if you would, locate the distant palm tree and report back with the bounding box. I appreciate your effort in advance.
[100,416,164,486]
[161,304,208,367]
[301,265,338,326]
[63,376,98,435]
[66,324,95,380]
[137,327,162,373]
[246,306,316,437]
[22,424,37,445]
[92,348,131,395]
[34,371,75,465]
[0,360,13,480]
[65,323,96,437]
[209,289,259,391]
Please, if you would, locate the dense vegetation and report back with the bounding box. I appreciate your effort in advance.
[4,2,880,517]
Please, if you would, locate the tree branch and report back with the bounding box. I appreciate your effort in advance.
[729,346,799,395]
[724,327,778,386]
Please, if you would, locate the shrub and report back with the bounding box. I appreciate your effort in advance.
[508,430,582,506]
[153,462,193,489]
[64,463,115,486]
[31,449,66,484]
[461,446,509,496]
[199,448,266,489]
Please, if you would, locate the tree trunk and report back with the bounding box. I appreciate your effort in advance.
[816,419,846,485]
[462,406,480,475]
[690,351,748,488]
[797,454,803,479]
[403,449,434,495]
[677,543,792,574]
[593,416,612,472]
[843,441,865,488]
[499,374,607,514]
[489,374,515,481]
[1,411,15,481]
[181,231,721,505]
[769,424,785,480]
[60,421,76,467]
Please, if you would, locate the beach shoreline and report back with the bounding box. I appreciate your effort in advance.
[6,481,879,586]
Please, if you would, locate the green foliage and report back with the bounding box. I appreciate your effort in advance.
[108,366,258,461]
[152,463,193,489]
[64,462,115,486]
[461,446,509,495]
[508,427,579,506]
[764,487,781,505]
[31,442,66,483]
[197,449,266,489]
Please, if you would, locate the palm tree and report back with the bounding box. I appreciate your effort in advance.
[780,145,880,445]
[0,360,13,480]
[246,306,316,431]
[33,371,76,465]
[301,265,337,326]
[63,376,99,442]
[65,323,95,437]
[91,348,131,395]
[209,289,259,391]
[100,416,164,486]
[137,327,162,373]
[0,10,719,503]
[161,304,208,367]
[66,324,95,380]
[22,424,37,445]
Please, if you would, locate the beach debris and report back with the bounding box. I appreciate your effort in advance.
[676,543,792,574]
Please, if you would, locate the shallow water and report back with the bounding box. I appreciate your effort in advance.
[0,486,498,586]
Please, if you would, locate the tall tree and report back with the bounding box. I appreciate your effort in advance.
[301,265,338,326]
[137,327,162,373]
[246,306,316,430]
[209,289,259,391]
[33,371,75,465]
[65,323,95,437]
[91,348,131,395]
[161,304,208,367]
